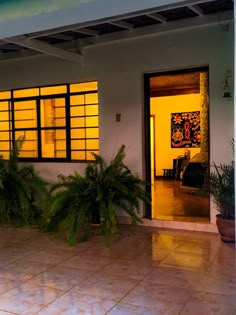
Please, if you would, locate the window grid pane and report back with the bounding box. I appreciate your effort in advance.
[69,89,99,161]
[2,81,99,161]
[0,100,12,159]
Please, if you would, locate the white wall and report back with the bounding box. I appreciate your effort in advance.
[0,24,234,218]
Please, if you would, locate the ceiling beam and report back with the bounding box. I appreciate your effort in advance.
[2,37,83,63]
[188,5,204,16]
[7,0,227,41]
[72,28,99,37]
[146,13,167,23]
[84,11,233,48]
[44,33,75,41]
[110,21,133,30]
[0,44,22,50]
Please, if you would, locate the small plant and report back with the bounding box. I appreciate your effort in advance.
[210,161,234,219]
[43,145,150,245]
[0,137,48,224]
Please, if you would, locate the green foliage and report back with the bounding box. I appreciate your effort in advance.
[210,138,235,220]
[43,145,150,245]
[210,162,235,220]
[0,137,48,224]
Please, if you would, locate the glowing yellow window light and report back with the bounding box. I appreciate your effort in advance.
[85,93,98,104]
[70,81,98,93]
[71,151,86,160]
[0,91,11,100]
[71,128,85,139]
[86,139,98,150]
[0,132,10,141]
[87,151,98,160]
[13,88,39,98]
[70,95,85,106]
[86,105,98,116]
[86,128,99,138]
[14,100,37,129]
[0,101,10,111]
[71,140,85,150]
[40,85,67,96]
[70,106,84,117]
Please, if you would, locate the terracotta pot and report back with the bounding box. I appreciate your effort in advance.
[216,214,235,243]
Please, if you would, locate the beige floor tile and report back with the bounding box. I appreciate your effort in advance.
[180,291,236,315]
[160,250,212,271]
[173,239,220,257]
[0,283,64,315]
[123,248,172,267]
[107,303,159,315]
[0,225,233,315]
[196,264,236,295]
[73,272,138,301]
[122,281,192,314]
[99,259,154,280]
[0,256,18,268]
[0,277,21,295]
[60,253,115,271]
[36,291,117,315]
[144,265,205,288]
[27,265,91,290]
[0,260,54,281]
[22,248,77,264]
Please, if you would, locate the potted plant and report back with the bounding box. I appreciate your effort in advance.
[210,142,235,242]
[43,145,150,245]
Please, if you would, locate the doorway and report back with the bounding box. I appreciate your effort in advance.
[144,67,210,222]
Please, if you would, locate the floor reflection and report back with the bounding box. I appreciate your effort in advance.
[152,179,210,222]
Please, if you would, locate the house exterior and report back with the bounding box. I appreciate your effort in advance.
[0,0,234,232]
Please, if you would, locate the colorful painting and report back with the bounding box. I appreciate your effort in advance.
[171,111,200,148]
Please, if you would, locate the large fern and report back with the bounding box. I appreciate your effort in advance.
[0,137,48,224]
[44,145,150,245]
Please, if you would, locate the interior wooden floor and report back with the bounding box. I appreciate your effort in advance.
[152,178,210,223]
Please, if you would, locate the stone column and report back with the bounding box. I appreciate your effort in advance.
[190,71,209,164]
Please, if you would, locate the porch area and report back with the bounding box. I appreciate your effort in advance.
[0,225,234,314]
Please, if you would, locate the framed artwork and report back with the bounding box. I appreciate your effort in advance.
[171,111,200,148]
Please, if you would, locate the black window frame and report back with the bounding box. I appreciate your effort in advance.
[0,82,99,162]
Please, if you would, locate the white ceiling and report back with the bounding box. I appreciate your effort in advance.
[0,0,233,63]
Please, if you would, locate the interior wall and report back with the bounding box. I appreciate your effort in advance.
[150,94,201,176]
[0,24,234,218]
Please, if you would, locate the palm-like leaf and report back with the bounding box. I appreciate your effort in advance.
[0,137,48,224]
[44,145,150,244]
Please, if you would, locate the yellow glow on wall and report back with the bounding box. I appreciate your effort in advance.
[70,81,98,93]
[150,94,201,176]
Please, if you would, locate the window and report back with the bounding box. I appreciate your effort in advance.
[0,81,99,161]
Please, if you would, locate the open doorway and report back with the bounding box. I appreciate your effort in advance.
[144,67,210,222]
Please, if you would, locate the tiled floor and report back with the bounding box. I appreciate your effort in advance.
[152,179,210,222]
[0,225,235,314]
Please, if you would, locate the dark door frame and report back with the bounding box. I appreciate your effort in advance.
[143,66,209,219]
